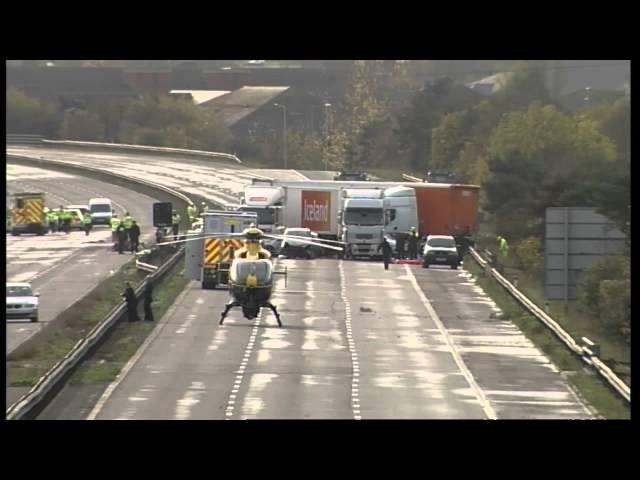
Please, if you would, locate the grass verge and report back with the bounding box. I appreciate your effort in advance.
[69,260,188,386]
[465,258,630,419]
[499,264,630,385]
[7,259,147,387]
[6,247,180,388]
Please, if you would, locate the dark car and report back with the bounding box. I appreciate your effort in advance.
[334,171,369,181]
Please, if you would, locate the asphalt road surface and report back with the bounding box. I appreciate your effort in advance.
[83,259,593,420]
[7,146,327,207]
[6,164,159,355]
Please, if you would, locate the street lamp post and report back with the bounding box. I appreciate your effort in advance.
[324,103,332,171]
[584,86,591,108]
[274,103,287,169]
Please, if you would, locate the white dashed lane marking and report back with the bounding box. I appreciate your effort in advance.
[339,260,361,420]
[224,315,261,419]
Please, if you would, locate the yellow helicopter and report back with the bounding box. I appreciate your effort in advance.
[157,224,345,326]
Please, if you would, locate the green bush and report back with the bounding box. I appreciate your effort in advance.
[61,110,106,141]
[514,237,543,275]
[130,127,166,147]
[577,256,630,340]
[598,279,630,339]
[7,88,61,136]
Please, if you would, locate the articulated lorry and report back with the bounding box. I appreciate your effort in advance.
[239,180,343,239]
[239,178,404,238]
[383,183,480,239]
[239,179,481,252]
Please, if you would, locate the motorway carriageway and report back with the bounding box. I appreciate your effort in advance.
[6,163,160,356]
[43,258,593,420]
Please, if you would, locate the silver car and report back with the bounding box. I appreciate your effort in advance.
[6,282,40,322]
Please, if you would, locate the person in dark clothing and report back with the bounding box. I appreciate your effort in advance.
[377,237,393,270]
[396,233,406,260]
[456,226,475,264]
[121,282,140,322]
[129,220,141,253]
[143,281,154,322]
[407,227,419,260]
[116,223,127,255]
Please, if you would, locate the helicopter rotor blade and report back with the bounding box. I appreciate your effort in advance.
[155,233,242,247]
[263,234,344,252]
[179,231,246,238]
[268,234,347,246]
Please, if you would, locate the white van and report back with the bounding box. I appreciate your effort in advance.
[88,198,113,225]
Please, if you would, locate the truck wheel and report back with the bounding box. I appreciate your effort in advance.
[450,263,458,270]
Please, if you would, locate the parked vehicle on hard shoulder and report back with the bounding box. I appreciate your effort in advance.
[6,282,40,322]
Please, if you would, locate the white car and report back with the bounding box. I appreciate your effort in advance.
[6,282,40,322]
[279,227,322,259]
[422,235,459,269]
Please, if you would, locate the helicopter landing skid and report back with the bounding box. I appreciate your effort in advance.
[219,300,282,327]
[264,302,282,327]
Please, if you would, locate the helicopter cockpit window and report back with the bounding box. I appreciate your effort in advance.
[230,259,273,285]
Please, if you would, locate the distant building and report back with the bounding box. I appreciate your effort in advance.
[201,86,290,131]
[465,61,630,100]
[556,88,625,113]
[466,72,513,96]
[169,90,230,105]
[124,68,171,96]
[7,66,137,105]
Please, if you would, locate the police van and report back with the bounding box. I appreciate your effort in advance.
[88,198,113,225]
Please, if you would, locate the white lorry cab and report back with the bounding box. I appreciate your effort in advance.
[88,198,113,225]
[339,188,385,259]
[383,186,418,236]
[238,184,285,233]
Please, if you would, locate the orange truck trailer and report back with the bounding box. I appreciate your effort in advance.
[384,183,480,238]
[413,183,480,237]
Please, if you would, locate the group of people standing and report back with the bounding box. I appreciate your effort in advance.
[377,226,421,271]
[390,227,421,261]
[111,211,142,254]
